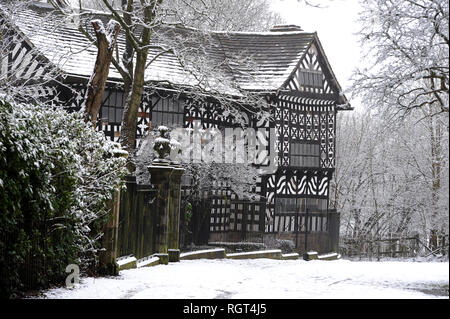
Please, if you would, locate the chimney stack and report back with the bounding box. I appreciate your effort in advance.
[270,25,303,32]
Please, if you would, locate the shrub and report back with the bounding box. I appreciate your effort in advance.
[264,238,296,253]
[0,97,127,298]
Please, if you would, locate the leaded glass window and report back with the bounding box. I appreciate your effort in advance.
[100,89,125,124]
[299,69,323,89]
[151,96,184,127]
[290,142,320,167]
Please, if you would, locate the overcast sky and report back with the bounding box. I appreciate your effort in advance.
[270,0,363,105]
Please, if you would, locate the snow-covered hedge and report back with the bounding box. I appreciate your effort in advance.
[0,97,127,298]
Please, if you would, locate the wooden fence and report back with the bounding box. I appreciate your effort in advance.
[340,234,449,258]
[117,176,158,259]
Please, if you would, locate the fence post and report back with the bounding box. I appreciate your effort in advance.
[415,234,420,256]
[99,147,128,275]
[328,210,340,254]
[99,189,121,275]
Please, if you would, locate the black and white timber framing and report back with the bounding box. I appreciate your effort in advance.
[0,2,352,252]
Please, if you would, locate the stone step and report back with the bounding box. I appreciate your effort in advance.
[317,253,341,261]
[303,251,319,261]
[116,255,137,270]
[282,253,300,260]
[137,256,160,268]
[226,249,282,260]
[180,248,226,260]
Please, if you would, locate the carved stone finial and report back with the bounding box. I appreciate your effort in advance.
[153,126,171,164]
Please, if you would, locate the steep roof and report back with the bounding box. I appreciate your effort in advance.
[2,1,347,103]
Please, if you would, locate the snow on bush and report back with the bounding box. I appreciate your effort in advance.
[0,97,127,297]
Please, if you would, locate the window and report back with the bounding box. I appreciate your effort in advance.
[276,197,328,214]
[290,142,320,167]
[100,89,124,124]
[300,198,328,212]
[299,69,323,89]
[151,96,184,127]
[275,197,298,214]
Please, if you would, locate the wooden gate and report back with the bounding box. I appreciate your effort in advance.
[229,200,266,241]
[209,198,266,242]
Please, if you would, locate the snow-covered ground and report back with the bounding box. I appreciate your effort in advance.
[39,259,448,299]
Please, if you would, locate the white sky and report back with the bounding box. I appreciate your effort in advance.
[270,0,363,107]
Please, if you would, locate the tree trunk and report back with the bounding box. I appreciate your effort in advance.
[120,51,148,170]
[119,2,156,169]
[429,109,442,251]
[83,20,120,126]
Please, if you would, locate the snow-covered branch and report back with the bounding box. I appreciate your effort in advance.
[351,0,449,119]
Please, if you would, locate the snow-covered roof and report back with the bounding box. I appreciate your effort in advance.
[2,2,344,99]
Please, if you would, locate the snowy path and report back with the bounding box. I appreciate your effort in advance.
[41,259,449,299]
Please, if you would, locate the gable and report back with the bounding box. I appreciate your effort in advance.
[1,8,47,81]
[283,41,339,97]
[216,31,315,92]
[0,7,62,101]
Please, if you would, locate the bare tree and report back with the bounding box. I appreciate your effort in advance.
[65,0,284,31]
[342,0,449,257]
[351,0,449,119]
[165,0,284,31]
[48,0,282,164]
[333,107,449,257]
[82,19,121,125]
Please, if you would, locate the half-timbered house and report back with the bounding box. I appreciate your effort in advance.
[1,2,352,254]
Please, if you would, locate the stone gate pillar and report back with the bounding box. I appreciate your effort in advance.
[148,126,184,264]
[148,164,173,265]
[168,166,185,262]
